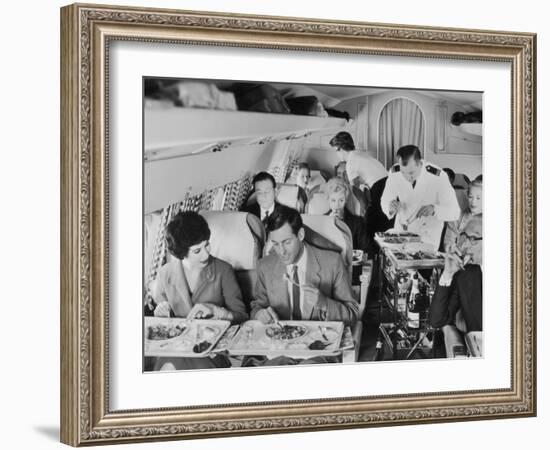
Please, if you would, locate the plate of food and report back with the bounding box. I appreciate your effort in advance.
[146,321,188,342]
[144,317,230,357]
[265,324,308,341]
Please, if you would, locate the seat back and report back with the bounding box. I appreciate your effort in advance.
[455,188,470,214]
[276,183,304,211]
[300,214,353,275]
[454,173,471,190]
[306,190,330,215]
[308,170,327,191]
[246,183,305,212]
[199,211,264,307]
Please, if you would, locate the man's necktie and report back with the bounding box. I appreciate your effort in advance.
[291,265,302,320]
[262,210,269,226]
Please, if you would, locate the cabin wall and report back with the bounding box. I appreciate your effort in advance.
[331,92,482,179]
[298,130,349,176]
[145,138,299,214]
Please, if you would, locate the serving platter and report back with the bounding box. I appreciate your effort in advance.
[144,317,230,357]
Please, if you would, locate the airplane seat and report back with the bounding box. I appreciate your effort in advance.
[455,188,470,213]
[276,183,306,212]
[245,183,306,213]
[301,214,365,361]
[441,309,483,357]
[348,187,366,217]
[306,190,330,215]
[454,173,471,190]
[300,214,353,277]
[198,211,265,309]
[308,170,328,191]
[144,210,164,286]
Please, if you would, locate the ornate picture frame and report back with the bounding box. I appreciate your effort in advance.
[60,3,536,446]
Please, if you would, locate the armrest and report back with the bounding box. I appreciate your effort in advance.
[358,259,373,318]
[343,322,363,363]
[441,324,467,358]
[465,331,483,357]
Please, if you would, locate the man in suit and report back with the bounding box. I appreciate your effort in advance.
[251,205,358,326]
[243,171,281,226]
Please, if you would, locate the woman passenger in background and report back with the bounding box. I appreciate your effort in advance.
[443,178,482,252]
[149,211,248,370]
[324,177,369,253]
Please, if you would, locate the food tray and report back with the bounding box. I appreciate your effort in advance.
[144,317,230,357]
[375,231,422,245]
[226,320,344,358]
[385,245,444,269]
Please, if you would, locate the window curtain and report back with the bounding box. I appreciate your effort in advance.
[378,98,425,168]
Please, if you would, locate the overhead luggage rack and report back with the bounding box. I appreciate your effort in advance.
[144,106,351,161]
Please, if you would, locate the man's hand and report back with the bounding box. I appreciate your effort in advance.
[416,204,435,218]
[255,306,279,324]
[153,301,172,317]
[389,199,403,216]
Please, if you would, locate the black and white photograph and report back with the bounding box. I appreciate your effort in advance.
[142,78,483,371]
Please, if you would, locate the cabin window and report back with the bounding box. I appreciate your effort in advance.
[378,98,425,167]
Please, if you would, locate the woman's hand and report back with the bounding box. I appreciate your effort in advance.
[443,244,463,278]
[188,303,233,321]
[153,301,172,317]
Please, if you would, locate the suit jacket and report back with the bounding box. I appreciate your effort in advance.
[251,244,359,325]
[153,256,248,324]
[429,264,482,332]
[242,201,281,222]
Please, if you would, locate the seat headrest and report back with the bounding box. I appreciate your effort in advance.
[454,173,471,190]
[308,171,327,190]
[276,183,300,209]
[246,183,301,210]
[306,192,330,215]
[199,211,262,270]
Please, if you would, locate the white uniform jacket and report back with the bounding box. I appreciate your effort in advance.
[380,161,460,249]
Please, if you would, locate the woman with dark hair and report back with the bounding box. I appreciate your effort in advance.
[150,211,248,370]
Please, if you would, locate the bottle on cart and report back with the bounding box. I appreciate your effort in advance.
[396,272,410,313]
[407,272,421,328]
[373,329,385,361]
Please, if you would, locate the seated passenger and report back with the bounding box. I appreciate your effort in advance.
[324,177,368,253]
[150,211,248,370]
[251,205,358,326]
[246,206,358,367]
[294,162,312,193]
[242,171,281,225]
[429,215,482,333]
[443,179,482,252]
[333,161,368,215]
